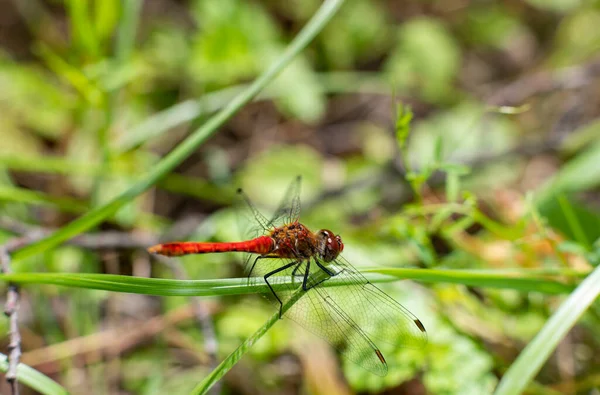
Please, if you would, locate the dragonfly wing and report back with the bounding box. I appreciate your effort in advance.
[319,256,428,350]
[266,176,302,229]
[241,256,386,374]
[236,189,271,240]
[284,280,390,376]
[243,255,426,375]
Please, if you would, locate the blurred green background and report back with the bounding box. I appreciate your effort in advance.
[0,0,600,394]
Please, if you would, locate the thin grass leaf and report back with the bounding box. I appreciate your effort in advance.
[0,185,88,213]
[367,268,577,295]
[114,0,141,63]
[35,43,103,105]
[0,268,579,297]
[494,264,600,395]
[0,155,233,204]
[66,0,99,58]
[12,0,346,263]
[191,284,306,395]
[0,353,68,395]
[557,194,591,250]
[117,72,389,152]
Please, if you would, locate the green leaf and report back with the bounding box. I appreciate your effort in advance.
[0,269,579,297]
[536,194,600,248]
[385,17,461,102]
[0,185,88,214]
[66,0,100,58]
[495,264,600,395]
[367,268,577,295]
[395,103,413,151]
[539,140,600,196]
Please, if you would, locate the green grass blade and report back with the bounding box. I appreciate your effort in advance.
[369,268,577,294]
[0,353,68,395]
[0,268,578,297]
[66,0,99,58]
[35,44,103,105]
[191,283,307,395]
[557,194,591,250]
[114,0,141,63]
[0,155,233,204]
[0,185,88,213]
[12,0,345,263]
[191,310,279,394]
[494,264,600,395]
[117,72,388,152]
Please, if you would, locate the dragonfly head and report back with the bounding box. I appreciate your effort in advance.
[317,229,344,262]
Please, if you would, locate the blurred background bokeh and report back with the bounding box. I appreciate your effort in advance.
[1,0,599,394]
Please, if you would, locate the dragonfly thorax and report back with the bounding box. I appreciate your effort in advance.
[269,222,343,262]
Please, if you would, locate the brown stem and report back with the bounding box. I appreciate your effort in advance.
[1,246,21,395]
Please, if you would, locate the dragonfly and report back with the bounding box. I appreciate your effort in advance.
[147,177,427,376]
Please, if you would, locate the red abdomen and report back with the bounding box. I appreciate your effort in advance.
[148,236,274,257]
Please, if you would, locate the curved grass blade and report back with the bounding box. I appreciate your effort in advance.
[368,268,578,295]
[0,185,88,213]
[494,264,600,395]
[0,269,578,297]
[11,0,346,263]
[0,155,234,204]
[191,284,306,395]
[0,353,68,395]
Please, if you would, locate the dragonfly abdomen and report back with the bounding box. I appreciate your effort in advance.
[147,236,274,256]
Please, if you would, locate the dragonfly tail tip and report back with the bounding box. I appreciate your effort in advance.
[147,245,161,254]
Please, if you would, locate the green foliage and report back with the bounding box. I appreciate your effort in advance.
[385,18,461,102]
[320,0,391,68]
[550,7,600,65]
[0,0,599,394]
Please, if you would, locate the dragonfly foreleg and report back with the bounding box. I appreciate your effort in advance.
[264,260,299,319]
[247,256,264,278]
[248,255,277,277]
[291,261,305,278]
[315,259,338,277]
[301,258,335,291]
[301,259,311,291]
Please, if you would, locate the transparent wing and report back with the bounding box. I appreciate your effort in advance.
[237,177,302,276]
[312,255,428,350]
[236,188,271,240]
[236,176,301,245]
[265,176,302,229]
[246,254,427,376]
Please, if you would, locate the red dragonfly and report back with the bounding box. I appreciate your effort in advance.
[148,177,427,376]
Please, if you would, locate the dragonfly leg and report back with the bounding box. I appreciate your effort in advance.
[291,261,305,277]
[264,260,299,319]
[301,259,311,291]
[301,258,334,291]
[315,259,338,277]
[247,254,280,280]
[247,256,263,277]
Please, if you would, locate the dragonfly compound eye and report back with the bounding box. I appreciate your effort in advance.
[319,229,343,262]
[336,235,344,252]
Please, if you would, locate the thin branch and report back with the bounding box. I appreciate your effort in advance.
[485,56,600,106]
[1,246,20,395]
